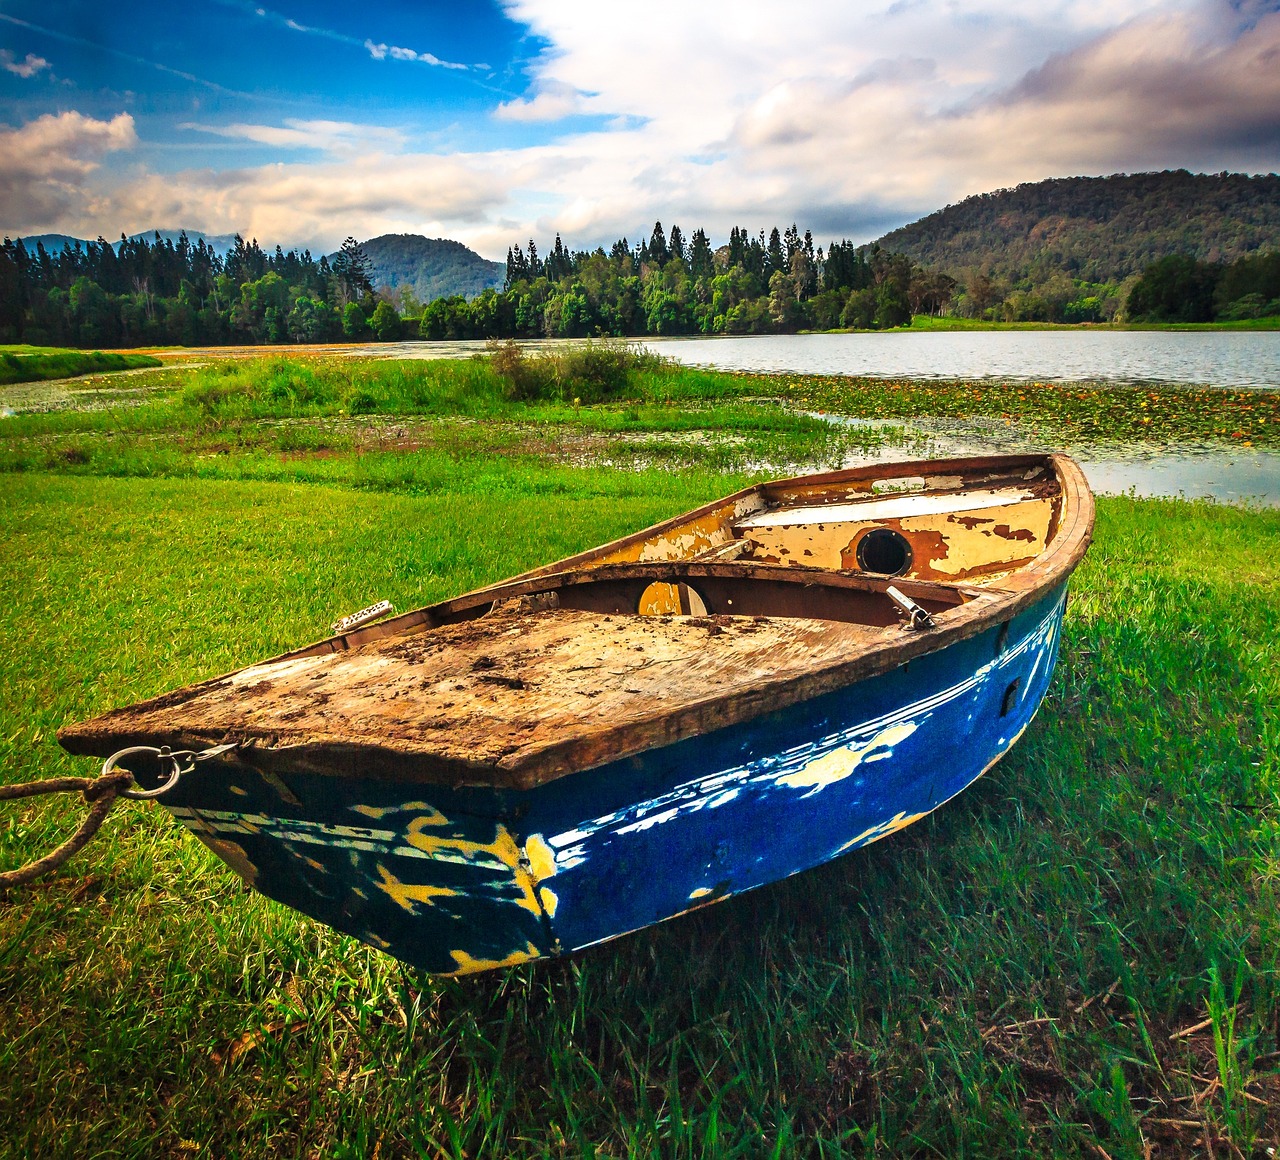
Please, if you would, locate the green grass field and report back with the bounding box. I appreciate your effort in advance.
[0,347,162,386]
[896,316,1280,332]
[1,354,1277,1157]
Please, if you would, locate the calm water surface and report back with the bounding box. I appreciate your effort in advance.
[817,414,1280,506]
[643,330,1280,389]
[356,332,1279,503]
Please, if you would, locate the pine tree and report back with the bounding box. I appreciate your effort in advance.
[728,227,745,269]
[648,221,669,265]
[767,228,785,277]
[331,237,374,305]
[669,225,686,265]
[690,229,714,277]
[784,224,801,265]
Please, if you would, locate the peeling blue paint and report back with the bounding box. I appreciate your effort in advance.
[161,585,1068,975]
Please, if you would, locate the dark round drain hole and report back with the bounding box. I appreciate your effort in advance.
[855,528,913,576]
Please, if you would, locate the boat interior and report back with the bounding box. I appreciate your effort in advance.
[568,455,1060,585]
[57,456,1086,784]
[295,454,1068,649]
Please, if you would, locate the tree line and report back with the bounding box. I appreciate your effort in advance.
[0,223,955,347]
[1125,251,1280,323]
[0,232,392,348]
[421,222,954,340]
[1,221,1275,349]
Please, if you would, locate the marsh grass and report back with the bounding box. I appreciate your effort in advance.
[4,354,1275,452]
[0,354,1278,1156]
[0,356,896,479]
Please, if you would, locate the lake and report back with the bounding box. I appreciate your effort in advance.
[361,329,1280,389]
[642,330,1280,389]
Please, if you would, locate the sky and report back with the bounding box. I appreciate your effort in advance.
[1,0,1279,258]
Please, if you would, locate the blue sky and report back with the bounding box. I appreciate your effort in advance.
[2,0,1279,257]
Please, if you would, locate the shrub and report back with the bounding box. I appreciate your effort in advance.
[344,388,380,415]
[370,301,402,342]
[486,340,555,401]
[182,365,256,410]
[487,339,667,403]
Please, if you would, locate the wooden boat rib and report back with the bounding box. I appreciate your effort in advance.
[59,453,1093,975]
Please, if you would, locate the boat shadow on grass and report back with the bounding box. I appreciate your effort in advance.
[418,540,1276,1152]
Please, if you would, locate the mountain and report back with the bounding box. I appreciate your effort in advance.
[126,229,240,253]
[14,234,84,254]
[346,234,504,301]
[10,229,239,255]
[875,170,1280,286]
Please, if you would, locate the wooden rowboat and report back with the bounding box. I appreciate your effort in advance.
[59,454,1093,975]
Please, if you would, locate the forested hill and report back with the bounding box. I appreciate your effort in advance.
[876,171,1280,284]
[342,235,503,301]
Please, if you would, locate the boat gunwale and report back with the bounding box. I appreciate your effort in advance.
[271,452,1085,660]
[58,455,1094,791]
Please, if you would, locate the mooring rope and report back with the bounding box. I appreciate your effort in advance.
[0,771,134,890]
[0,743,237,890]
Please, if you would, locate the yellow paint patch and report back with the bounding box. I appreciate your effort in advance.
[776,721,919,793]
[539,886,559,917]
[404,819,547,917]
[838,810,930,853]
[688,886,713,900]
[638,581,682,615]
[364,932,392,949]
[447,942,542,975]
[523,833,558,881]
[351,800,445,823]
[373,863,458,914]
[350,798,389,819]
[593,504,745,566]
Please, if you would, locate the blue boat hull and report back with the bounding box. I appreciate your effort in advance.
[160,583,1069,974]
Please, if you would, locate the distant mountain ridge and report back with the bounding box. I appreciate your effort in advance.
[11,229,240,255]
[875,170,1280,285]
[338,234,504,302]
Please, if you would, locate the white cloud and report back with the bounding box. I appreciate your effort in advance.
[213,3,475,70]
[363,38,469,70]
[467,0,1280,245]
[494,80,585,122]
[180,118,406,154]
[0,49,49,78]
[85,149,509,252]
[6,1,1280,255]
[0,111,136,233]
